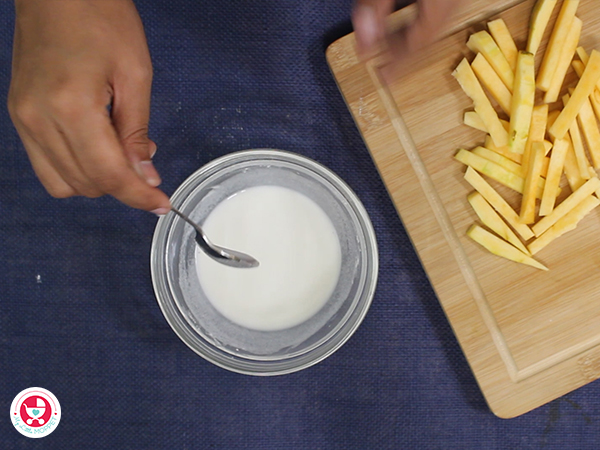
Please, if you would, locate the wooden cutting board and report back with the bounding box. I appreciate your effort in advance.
[327,0,600,418]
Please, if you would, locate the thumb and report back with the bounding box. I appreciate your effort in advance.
[111,68,162,188]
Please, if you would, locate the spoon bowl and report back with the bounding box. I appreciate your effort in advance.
[170,207,259,269]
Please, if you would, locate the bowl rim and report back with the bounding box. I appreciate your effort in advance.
[151,149,379,375]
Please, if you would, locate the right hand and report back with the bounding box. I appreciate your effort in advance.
[8,0,171,214]
[352,0,463,80]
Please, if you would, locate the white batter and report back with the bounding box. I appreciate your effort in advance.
[195,185,342,331]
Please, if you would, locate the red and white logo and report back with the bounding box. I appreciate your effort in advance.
[10,387,61,438]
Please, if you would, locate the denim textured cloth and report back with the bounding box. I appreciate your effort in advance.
[1,1,599,449]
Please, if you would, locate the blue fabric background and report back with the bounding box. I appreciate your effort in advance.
[1,1,599,448]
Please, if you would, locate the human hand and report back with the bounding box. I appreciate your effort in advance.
[8,0,170,214]
[352,0,463,79]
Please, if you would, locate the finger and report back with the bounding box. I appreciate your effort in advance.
[134,158,161,188]
[382,0,463,82]
[68,111,171,213]
[16,130,77,199]
[138,138,161,188]
[352,0,395,56]
[111,60,161,187]
[9,99,103,197]
[46,126,109,197]
[399,0,460,50]
[26,119,105,197]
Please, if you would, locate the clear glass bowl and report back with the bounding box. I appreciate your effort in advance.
[151,149,378,375]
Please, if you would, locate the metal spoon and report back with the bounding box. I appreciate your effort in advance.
[171,207,259,269]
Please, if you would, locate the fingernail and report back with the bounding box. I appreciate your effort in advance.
[151,207,170,216]
[354,5,379,53]
[139,160,161,187]
[149,141,157,158]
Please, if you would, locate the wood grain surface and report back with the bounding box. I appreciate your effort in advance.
[327,0,600,418]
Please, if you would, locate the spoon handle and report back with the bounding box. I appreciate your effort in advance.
[171,207,203,235]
